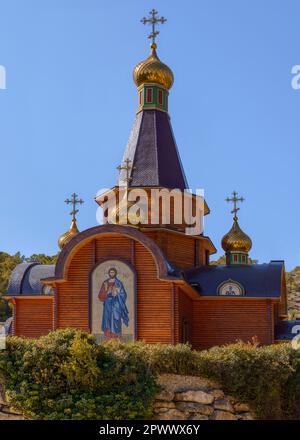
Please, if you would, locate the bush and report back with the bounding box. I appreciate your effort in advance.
[1,330,300,420]
[0,329,157,420]
[194,342,295,420]
[103,340,300,420]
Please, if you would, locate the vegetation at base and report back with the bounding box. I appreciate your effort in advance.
[0,329,157,420]
[0,329,300,420]
[0,251,58,321]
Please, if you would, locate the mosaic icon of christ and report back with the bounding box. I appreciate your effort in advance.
[98,267,129,339]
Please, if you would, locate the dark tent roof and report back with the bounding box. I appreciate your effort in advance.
[184,261,284,298]
[7,262,55,295]
[119,110,188,189]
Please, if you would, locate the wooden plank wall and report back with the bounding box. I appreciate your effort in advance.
[15,299,53,338]
[144,230,207,269]
[192,299,273,349]
[56,234,173,343]
[134,242,172,343]
[174,287,193,343]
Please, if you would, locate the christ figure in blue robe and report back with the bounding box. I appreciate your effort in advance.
[98,267,129,339]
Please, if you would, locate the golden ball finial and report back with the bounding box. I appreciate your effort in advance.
[221,217,252,254]
[133,45,174,90]
[58,218,79,250]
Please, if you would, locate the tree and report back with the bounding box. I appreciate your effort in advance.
[210,255,226,265]
[0,252,24,294]
[26,254,58,265]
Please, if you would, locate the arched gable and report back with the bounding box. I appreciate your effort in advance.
[54,224,176,282]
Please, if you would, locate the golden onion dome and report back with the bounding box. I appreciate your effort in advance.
[108,192,147,226]
[221,218,252,253]
[133,43,174,90]
[58,218,79,250]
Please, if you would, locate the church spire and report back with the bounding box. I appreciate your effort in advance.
[58,193,84,250]
[118,10,187,190]
[221,192,252,265]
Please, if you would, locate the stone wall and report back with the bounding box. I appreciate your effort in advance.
[0,386,24,420]
[0,375,254,420]
[153,374,254,420]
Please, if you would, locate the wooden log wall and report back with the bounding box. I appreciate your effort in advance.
[191,299,273,349]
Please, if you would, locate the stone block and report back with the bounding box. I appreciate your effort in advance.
[175,402,214,416]
[153,401,176,410]
[214,398,234,412]
[155,409,187,420]
[189,414,209,420]
[210,389,224,399]
[237,412,253,420]
[175,390,214,405]
[156,389,174,401]
[0,412,24,420]
[212,410,238,421]
[234,402,250,413]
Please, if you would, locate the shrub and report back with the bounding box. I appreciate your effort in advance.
[103,340,300,420]
[0,329,157,420]
[194,342,294,420]
[1,330,300,420]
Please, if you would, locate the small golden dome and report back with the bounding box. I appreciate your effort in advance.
[133,43,174,90]
[221,218,252,253]
[58,218,79,250]
[108,192,147,226]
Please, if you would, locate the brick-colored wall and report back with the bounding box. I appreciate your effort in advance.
[192,299,273,349]
[174,287,193,343]
[15,299,53,338]
[144,230,212,270]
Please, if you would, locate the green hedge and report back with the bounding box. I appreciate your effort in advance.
[0,329,300,420]
[0,329,157,420]
[102,339,300,420]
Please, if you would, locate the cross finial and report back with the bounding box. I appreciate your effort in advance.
[141,9,167,45]
[117,158,136,186]
[225,191,245,221]
[65,193,84,221]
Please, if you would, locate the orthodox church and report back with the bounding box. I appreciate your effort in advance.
[4,11,288,348]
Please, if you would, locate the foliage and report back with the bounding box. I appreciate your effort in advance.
[139,341,300,420]
[210,255,258,265]
[194,342,295,420]
[210,255,226,265]
[25,254,58,265]
[0,252,24,295]
[1,330,300,420]
[0,329,157,420]
[0,252,24,321]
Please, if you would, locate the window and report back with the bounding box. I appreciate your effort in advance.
[234,255,238,262]
[146,88,153,103]
[158,89,163,105]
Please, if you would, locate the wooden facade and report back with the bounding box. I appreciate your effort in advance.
[7,224,286,349]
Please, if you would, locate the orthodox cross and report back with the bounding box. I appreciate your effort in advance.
[225,191,245,220]
[141,9,167,44]
[117,158,135,185]
[65,193,84,221]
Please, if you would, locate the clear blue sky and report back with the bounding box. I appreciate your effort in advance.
[0,0,299,270]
